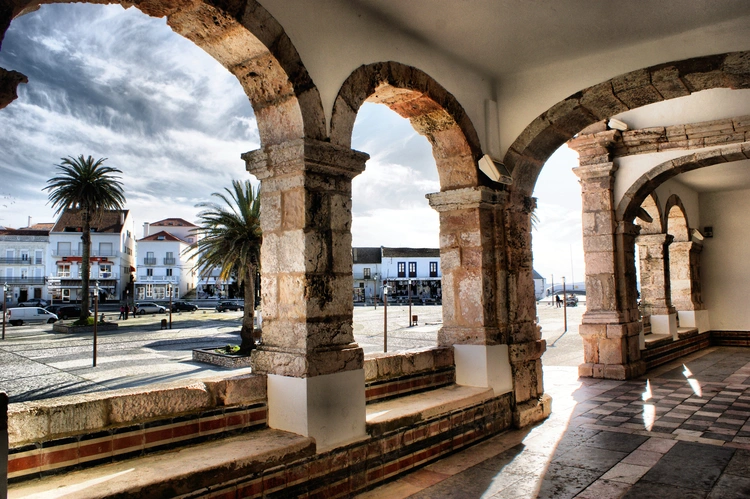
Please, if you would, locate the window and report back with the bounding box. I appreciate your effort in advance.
[154,286,165,300]
[56,242,71,257]
[20,250,29,261]
[166,268,173,277]
[408,262,417,278]
[99,242,113,256]
[363,268,371,279]
[397,262,406,278]
[137,287,145,300]
[35,250,43,265]
[165,252,175,265]
[430,261,438,277]
[144,251,156,265]
[20,268,28,279]
[146,268,153,277]
[146,284,153,297]
[5,249,13,259]
[100,264,112,278]
[58,264,70,277]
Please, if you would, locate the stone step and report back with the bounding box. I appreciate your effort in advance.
[366,384,495,437]
[8,429,315,499]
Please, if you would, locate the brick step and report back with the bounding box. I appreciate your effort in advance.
[8,429,315,499]
[366,384,495,437]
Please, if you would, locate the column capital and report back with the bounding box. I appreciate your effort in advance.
[426,186,508,212]
[242,138,370,180]
[573,161,618,181]
[635,233,674,246]
[568,129,621,166]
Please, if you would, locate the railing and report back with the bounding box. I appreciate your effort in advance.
[0,258,30,264]
[163,258,176,265]
[52,249,119,258]
[0,277,46,285]
[143,258,157,266]
[138,275,179,283]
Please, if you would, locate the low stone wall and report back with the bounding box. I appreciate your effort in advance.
[364,347,455,403]
[191,393,513,499]
[52,322,119,334]
[7,374,267,483]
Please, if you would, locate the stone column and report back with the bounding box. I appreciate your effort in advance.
[504,193,551,426]
[636,233,678,338]
[670,240,709,332]
[571,129,645,380]
[243,138,368,451]
[426,187,515,397]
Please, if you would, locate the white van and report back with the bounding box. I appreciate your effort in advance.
[4,307,58,326]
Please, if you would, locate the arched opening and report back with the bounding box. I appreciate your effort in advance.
[665,196,703,328]
[0,1,322,400]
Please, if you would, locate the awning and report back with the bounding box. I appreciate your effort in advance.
[52,279,118,289]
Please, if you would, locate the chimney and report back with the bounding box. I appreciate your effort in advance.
[120,212,125,225]
[143,222,150,238]
[27,216,32,228]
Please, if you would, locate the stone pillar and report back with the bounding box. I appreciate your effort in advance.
[571,128,645,380]
[504,193,551,426]
[426,187,514,397]
[1,391,7,499]
[636,233,678,338]
[243,138,368,451]
[670,240,709,332]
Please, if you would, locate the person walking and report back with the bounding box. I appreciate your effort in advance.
[118,304,125,320]
[555,294,562,308]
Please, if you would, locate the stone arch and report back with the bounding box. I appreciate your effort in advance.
[635,193,663,235]
[665,195,690,242]
[505,51,750,196]
[0,0,326,146]
[330,61,483,190]
[617,142,750,222]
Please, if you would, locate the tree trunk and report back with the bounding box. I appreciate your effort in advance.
[80,209,92,322]
[239,264,257,354]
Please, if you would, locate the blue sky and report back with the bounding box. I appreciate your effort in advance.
[0,3,584,283]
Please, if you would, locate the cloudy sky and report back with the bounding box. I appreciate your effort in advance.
[0,3,584,284]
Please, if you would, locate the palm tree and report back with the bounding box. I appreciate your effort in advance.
[189,180,261,353]
[44,156,125,322]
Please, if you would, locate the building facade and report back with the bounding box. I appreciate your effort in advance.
[48,210,135,304]
[380,247,442,304]
[0,226,50,305]
[352,247,382,304]
[135,219,198,301]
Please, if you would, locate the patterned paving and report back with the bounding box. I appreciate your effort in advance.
[357,347,750,499]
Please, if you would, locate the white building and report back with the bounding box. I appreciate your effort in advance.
[380,247,442,304]
[352,247,382,304]
[48,209,136,304]
[0,225,51,305]
[135,219,198,301]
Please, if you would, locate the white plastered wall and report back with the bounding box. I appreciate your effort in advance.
[699,188,750,331]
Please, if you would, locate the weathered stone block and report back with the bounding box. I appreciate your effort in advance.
[108,384,212,425]
[599,337,625,365]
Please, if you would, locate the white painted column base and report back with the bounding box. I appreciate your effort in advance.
[267,369,366,453]
[678,310,710,333]
[651,313,678,339]
[454,344,513,396]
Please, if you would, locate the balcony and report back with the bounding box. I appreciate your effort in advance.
[0,277,46,285]
[163,258,176,265]
[52,249,120,258]
[138,275,180,283]
[0,257,34,264]
[143,258,157,266]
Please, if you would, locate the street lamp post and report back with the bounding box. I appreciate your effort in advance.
[2,282,8,340]
[408,279,412,327]
[562,276,568,333]
[93,281,100,367]
[374,274,379,310]
[168,283,173,329]
[383,283,388,352]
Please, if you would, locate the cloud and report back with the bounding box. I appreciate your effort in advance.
[0,3,257,229]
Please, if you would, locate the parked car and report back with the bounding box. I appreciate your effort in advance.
[45,305,91,320]
[4,307,58,326]
[136,302,166,315]
[171,301,198,312]
[18,298,50,307]
[216,301,244,312]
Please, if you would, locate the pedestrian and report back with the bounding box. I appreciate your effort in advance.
[132,304,138,316]
[555,294,562,308]
[118,305,125,320]
[124,304,129,320]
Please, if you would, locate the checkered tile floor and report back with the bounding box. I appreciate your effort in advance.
[358,346,750,498]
